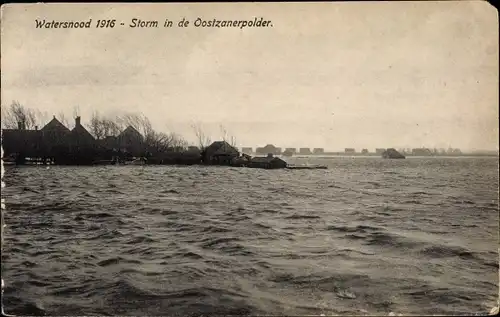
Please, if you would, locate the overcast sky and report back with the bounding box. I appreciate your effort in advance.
[1,2,498,151]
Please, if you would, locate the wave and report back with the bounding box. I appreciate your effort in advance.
[2,161,498,316]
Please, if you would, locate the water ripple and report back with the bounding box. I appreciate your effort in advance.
[2,157,498,315]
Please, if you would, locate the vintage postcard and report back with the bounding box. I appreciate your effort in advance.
[1,1,499,316]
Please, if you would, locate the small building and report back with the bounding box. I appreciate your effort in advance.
[345,148,356,154]
[202,141,240,165]
[412,148,433,156]
[256,144,280,155]
[313,148,324,155]
[284,148,296,154]
[375,148,386,154]
[282,149,294,156]
[299,148,312,155]
[361,148,369,154]
[248,154,287,169]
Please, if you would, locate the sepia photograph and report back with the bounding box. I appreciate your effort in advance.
[1,1,499,316]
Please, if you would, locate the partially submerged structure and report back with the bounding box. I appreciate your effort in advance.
[382,148,406,159]
[248,154,287,169]
[202,141,240,165]
[2,115,145,164]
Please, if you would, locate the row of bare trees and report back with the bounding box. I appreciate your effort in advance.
[1,101,42,130]
[1,101,81,130]
[190,123,237,151]
[1,100,238,155]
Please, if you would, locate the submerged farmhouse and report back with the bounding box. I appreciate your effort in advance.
[2,115,146,164]
[3,118,294,169]
[248,154,287,169]
[202,141,240,165]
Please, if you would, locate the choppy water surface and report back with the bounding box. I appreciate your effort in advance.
[2,157,499,316]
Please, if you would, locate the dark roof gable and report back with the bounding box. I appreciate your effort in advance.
[119,126,143,139]
[205,141,239,154]
[71,124,95,141]
[41,117,71,133]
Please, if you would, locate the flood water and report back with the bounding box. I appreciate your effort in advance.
[1,156,499,315]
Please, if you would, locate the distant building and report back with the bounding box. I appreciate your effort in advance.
[256,144,280,155]
[447,148,462,155]
[203,141,240,165]
[313,148,324,155]
[241,147,253,154]
[412,148,433,156]
[299,148,312,155]
[361,149,369,154]
[282,148,295,156]
[375,148,386,154]
[284,148,296,154]
[345,148,356,154]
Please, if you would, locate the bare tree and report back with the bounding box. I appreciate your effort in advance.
[102,118,122,137]
[144,131,171,154]
[168,132,188,151]
[116,113,154,139]
[87,111,124,139]
[191,122,212,150]
[144,131,188,155]
[1,101,39,130]
[219,124,237,147]
[57,111,73,129]
[88,111,105,140]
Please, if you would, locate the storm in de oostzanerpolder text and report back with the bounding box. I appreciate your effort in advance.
[34,17,273,29]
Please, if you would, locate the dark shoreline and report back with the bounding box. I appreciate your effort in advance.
[3,154,498,168]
